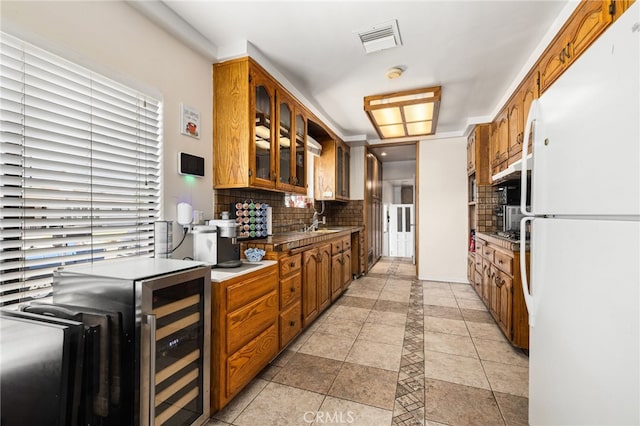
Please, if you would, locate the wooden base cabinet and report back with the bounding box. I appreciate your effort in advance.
[302,244,332,327]
[317,243,332,312]
[474,234,530,349]
[211,264,279,412]
[330,236,352,301]
[278,253,302,350]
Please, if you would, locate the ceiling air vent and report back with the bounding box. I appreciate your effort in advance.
[356,20,402,54]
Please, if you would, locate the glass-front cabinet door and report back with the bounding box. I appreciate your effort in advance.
[293,111,307,192]
[276,94,293,190]
[251,69,276,188]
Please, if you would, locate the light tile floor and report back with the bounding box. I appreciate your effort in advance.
[207,257,529,426]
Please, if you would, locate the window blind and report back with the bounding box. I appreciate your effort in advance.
[0,32,161,307]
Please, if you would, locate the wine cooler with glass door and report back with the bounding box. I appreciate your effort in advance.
[53,258,211,426]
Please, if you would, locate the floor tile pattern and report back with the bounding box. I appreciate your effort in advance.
[207,257,529,426]
[392,279,425,425]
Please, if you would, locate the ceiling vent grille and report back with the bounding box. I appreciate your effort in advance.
[357,20,402,54]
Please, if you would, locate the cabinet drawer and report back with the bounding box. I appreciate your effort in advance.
[482,244,495,262]
[280,254,301,276]
[494,250,514,275]
[331,239,343,255]
[474,270,482,291]
[279,273,301,308]
[475,253,483,273]
[226,323,278,397]
[227,290,278,354]
[342,236,351,251]
[226,267,278,312]
[476,238,487,254]
[279,301,301,349]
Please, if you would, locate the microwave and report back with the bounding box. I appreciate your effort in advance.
[501,205,526,232]
[496,185,520,205]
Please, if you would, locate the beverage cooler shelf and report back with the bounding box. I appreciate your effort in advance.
[153,294,201,319]
[156,312,201,341]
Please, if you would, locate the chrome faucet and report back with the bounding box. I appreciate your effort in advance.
[312,211,319,231]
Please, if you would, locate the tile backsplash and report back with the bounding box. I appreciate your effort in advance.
[214,189,364,233]
[476,185,499,232]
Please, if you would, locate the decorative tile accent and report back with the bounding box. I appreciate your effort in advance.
[392,278,425,425]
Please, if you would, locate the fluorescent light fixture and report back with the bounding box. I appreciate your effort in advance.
[364,86,441,139]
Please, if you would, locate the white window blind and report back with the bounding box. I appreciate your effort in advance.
[0,32,161,307]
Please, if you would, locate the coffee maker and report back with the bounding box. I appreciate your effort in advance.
[192,219,241,267]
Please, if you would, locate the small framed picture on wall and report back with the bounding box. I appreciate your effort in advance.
[181,103,200,139]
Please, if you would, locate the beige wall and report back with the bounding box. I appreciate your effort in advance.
[418,136,468,283]
[1,0,214,259]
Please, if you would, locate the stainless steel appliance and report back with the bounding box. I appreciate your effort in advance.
[519,5,639,424]
[53,258,211,426]
[192,220,241,268]
[0,309,85,425]
[501,205,525,233]
[496,184,521,205]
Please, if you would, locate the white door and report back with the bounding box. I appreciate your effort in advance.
[528,217,639,425]
[388,204,413,258]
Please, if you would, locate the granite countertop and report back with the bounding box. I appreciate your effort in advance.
[476,232,530,251]
[242,226,364,252]
[210,260,278,283]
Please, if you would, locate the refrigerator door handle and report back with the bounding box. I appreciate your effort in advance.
[520,216,536,326]
[521,99,538,217]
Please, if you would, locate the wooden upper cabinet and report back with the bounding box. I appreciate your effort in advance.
[611,0,635,20]
[293,109,308,193]
[251,67,277,189]
[567,0,613,64]
[539,33,569,94]
[213,58,253,189]
[507,96,521,164]
[213,57,308,194]
[508,70,539,165]
[312,118,350,202]
[467,124,490,185]
[540,0,613,94]
[520,70,539,157]
[490,109,509,177]
[467,131,476,175]
[275,92,293,191]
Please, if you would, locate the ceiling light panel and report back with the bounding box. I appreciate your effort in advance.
[364,86,441,139]
[380,124,405,138]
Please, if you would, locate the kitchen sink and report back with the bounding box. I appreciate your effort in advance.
[308,229,340,234]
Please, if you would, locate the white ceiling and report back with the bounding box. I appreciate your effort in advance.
[135,1,568,150]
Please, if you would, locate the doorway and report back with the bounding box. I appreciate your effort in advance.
[388,204,414,258]
[367,143,417,265]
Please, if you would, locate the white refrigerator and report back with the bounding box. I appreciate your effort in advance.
[519,3,640,425]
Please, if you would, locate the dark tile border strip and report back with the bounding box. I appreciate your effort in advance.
[392,279,425,425]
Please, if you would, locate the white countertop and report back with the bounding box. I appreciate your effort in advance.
[210,260,277,283]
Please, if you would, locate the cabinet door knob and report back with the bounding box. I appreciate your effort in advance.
[290,261,296,267]
[290,287,295,293]
[289,320,296,327]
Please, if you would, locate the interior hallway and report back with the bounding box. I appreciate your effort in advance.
[208,257,529,425]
